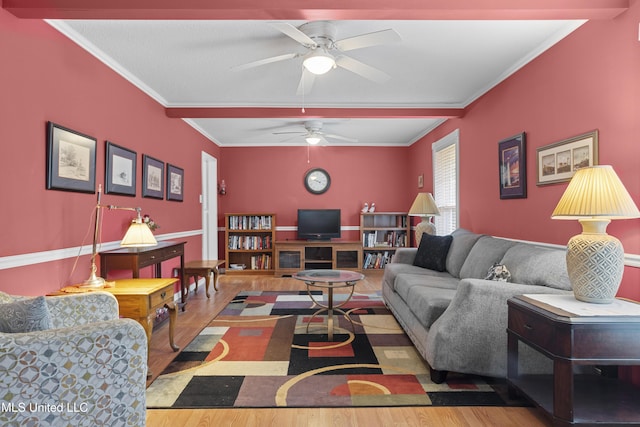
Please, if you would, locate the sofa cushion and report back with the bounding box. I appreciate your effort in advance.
[500,244,571,290]
[413,233,453,272]
[459,236,517,279]
[405,284,457,330]
[0,296,53,333]
[445,229,484,278]
[395,273,459,303]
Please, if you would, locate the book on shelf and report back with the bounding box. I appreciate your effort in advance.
[228,235,272,250]
[228,215,272,230]
[250,254,272,270]
[363,251,394,269]
[362,231,407,248]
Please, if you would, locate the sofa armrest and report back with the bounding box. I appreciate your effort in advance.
[0,318,147,426]
[425,278,570,378]
[391,248,418,265]
[46,292,119,329]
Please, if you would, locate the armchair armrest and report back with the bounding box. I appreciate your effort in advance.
[47,292,119,328]
[0,318,147,426]
[425,278,570,378]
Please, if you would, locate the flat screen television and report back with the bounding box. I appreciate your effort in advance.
[297,209,341,240]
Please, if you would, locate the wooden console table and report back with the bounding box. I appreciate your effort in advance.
[507,295,640,426]
[99,241,187,305]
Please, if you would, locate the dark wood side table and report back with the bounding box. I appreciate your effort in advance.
[183,260,225,298]
[99,241,187,306]
[507,295,640,426]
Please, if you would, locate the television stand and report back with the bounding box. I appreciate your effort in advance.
[274,240,362,277]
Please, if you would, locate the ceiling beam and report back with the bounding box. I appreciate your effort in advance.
[4,0,628,20]
[165,107,465,119]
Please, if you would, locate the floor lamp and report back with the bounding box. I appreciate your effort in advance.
[83,185,158,288]
[408,192,441,245]
[551,165,640,303]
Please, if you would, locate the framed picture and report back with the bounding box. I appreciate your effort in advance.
[498,132,527,199]
[536,130,598,185]
[417,174,424,189]
[142,155,164,199]
[166,163,184,202]
[105,141,136,196]
[46,121,97,193]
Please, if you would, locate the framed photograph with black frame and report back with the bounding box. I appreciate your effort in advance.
[498,132,527,199]
[46,121,97,193]
[142,154,164,199]
[105,141,136,196]
[536,130,598,186]
[166,163,184,202]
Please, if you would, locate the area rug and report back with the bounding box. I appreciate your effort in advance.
[146,290,525,408]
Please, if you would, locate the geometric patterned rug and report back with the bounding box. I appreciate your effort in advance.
[146,290,526,408]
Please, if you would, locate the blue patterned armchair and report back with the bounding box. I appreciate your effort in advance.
[0,291,147,426]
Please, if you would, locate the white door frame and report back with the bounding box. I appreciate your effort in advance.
[201,152,218,259]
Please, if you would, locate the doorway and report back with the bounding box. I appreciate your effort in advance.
[201,152,218,259]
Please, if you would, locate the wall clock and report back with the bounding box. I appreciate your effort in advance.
[304,168,331,194]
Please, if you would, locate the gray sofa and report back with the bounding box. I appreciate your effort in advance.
[382,228,572,383]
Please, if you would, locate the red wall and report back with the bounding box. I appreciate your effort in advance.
[0,9,220,295]
[219,145,413,241]
[406,4,640,299]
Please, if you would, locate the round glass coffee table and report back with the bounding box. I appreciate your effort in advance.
[293,269,365,341]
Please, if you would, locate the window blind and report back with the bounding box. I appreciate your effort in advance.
[433,131,459,235]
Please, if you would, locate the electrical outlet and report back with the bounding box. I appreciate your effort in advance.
[172,268,180,277]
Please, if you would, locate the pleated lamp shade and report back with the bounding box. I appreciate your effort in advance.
[121,219,158,247]
[552,165,640,220]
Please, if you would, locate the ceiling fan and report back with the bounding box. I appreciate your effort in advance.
[273,120,358,145]
[232,21,401,95]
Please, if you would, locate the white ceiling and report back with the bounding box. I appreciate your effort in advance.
[48,19,585,147]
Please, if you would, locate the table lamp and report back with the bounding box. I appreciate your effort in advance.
[551,165,640,303]
[408,192,441,245]
[83,185,158,288]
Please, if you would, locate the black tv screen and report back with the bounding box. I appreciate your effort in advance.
[297,209,341,240]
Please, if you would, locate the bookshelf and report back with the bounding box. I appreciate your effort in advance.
[224,213,276,275]
[360,212,410,270]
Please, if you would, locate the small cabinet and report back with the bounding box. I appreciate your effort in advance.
[225,213,276,274]
[360,212,410,269]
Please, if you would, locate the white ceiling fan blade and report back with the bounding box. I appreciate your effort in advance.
[334,29,401,52]
[273,131,306,135]
[231,53,298,71]
[335,55,391,83]
[323,133,359,143]
[269,22,317,48]
[296,68,316,95]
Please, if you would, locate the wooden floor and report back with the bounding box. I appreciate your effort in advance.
[146,272,550,426]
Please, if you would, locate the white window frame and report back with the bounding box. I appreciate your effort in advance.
[432,129,460,235]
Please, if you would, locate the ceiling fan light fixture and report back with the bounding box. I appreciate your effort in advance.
[303,49,335,75]
[306,135,322,145]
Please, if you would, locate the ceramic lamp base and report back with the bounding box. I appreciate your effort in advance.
[567,219,624,304]
[415,217,436,246]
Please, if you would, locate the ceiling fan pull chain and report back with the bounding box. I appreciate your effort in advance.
[301,68,306,113]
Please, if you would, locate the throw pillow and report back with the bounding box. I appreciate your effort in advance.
[0,296,53,333]
[484,263,512,282]
[413,233,453,272]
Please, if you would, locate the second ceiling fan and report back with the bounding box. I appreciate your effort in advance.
[233,21,401,95]
[273,120,358,145]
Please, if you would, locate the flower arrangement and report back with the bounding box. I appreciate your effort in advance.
[142,214,159,231]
